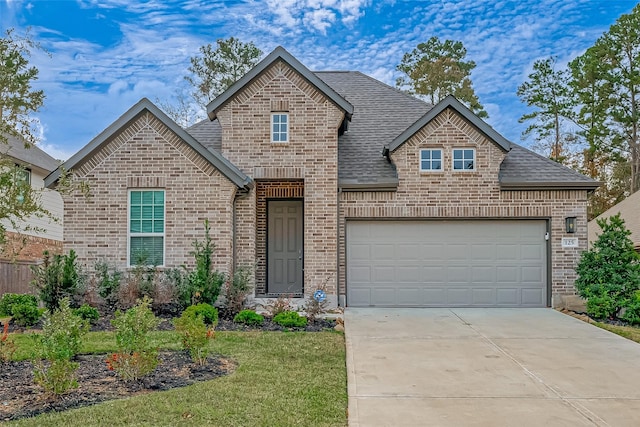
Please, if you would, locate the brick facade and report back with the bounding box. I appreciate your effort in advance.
[216,60,344,298]
[338,109,587,307]
[58,62,589,309]
[1,231,62,262]
[61,112,238,274]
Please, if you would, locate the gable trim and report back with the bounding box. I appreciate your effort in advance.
[44,98,253,190]
[206,46,354,121]
[385,95,511,154]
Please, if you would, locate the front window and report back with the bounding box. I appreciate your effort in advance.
[129,190,164,266]
[420,149,442,171]
[453,149,475,171]
[272,113,288,142]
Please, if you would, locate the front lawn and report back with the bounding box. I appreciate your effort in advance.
[6,330,347,427]
[594,322,640,344]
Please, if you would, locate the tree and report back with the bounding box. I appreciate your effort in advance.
[571,4,640,192]
[185,37,262,108]
[575,214,640,319]
[155,88,204,128]
[396,37,487,117]
[0,28,45,147]
[0,28,48,248]
[517,57,579,163]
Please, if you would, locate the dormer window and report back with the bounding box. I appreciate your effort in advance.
[453,148,475,171]
[271,113,288,143]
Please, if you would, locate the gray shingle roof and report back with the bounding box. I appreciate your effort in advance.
[187,69,598,191]
[499,144,599,190]
[2,134,61,173]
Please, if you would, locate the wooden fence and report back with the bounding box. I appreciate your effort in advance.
[0,261,37,296]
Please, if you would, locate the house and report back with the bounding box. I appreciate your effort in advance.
[1,134,63,262]
[588,190,640,251]
[1,135,63,295]
[45,46,599,308]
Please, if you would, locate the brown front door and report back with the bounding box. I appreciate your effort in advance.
[267,200,303,295]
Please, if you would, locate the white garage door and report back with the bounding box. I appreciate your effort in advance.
[346,220,547,307]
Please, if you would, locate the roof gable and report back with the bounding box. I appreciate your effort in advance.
[386,95,511,154]
[206,46,354,121]
[2,134,60,173]
[44,98,252,190]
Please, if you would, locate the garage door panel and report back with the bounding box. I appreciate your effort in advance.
[472,288,495,305]
[347,220,547,307]
[497,244,519,260]
[446,244,468,260]
[447,288,471,305]
[522,288,544,305]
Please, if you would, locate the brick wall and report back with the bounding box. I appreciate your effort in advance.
[338,108,588,307]
[216,60,344,297]
[61,111,238,274]
[1,231,62,262]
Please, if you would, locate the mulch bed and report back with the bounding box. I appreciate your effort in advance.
[1,307,337,421]
[0,351,236,422]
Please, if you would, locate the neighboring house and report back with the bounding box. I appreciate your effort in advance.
[45,47,599,308]
[1,135,63,262]
[588,190,640,251]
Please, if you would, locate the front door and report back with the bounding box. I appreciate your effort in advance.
[267,200,303,295]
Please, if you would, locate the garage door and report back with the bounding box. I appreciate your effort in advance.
[346,220,547,307]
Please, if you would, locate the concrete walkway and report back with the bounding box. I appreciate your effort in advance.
[345,308,640,427]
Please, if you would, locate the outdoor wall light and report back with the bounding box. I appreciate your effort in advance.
[565,217,577,234]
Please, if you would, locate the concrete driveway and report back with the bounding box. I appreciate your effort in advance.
[345,308,640,427]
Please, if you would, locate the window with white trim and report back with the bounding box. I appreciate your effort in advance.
[420,149,442,171]
[129,190,164,266]
[271,113,288,142]
[452,148,475,170]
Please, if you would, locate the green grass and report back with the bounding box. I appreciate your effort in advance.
[7,330,347,427]
[594,322,640,343]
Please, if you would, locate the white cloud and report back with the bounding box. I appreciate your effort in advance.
[303,8,336,34]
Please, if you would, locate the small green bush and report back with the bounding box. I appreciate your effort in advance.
[73,304,100,324]
[109,296,159,381]
[12,304,43,327]
[0,293,38,316]
[32,298,89,395]
[234,309,264,326]
[174,310,215,365]
[183,303,218,326]
[31,250,83,312]
[576,214,640,319]
[273,311,307,328]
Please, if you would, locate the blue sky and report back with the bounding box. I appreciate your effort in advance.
[1,0,637,160]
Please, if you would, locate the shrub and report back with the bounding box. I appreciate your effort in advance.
[174,311,215,365]
[224,266,253,314]
[117,257,157,310]
[576,214,640,319]
[182,303,218,326]
[179,220,226,307]
[273,311,307,328]
[31,250,83,312]
[233,309,264,326]
[12,303,42,327]
[94,260,121,308]
[32,298,89,395]
[265,294,292,317]
[622,291,640,325]
[73,304,100,324]
[0,322,16,363]
[0,293,38,316]
[109,296,159,381]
